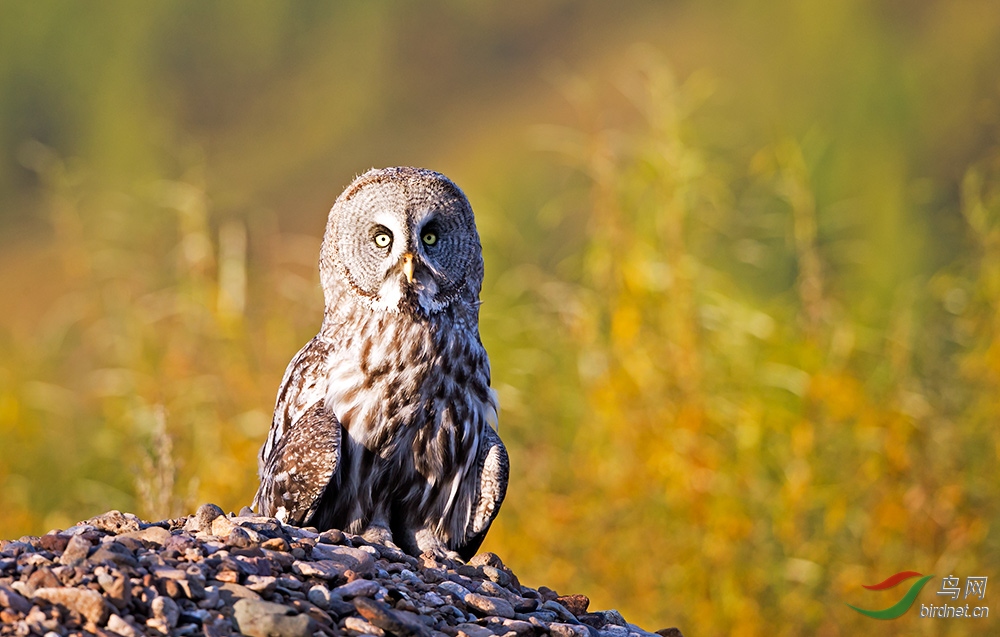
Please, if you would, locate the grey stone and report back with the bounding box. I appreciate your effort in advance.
[438,580,473,600]
[598,610,628,628]
[0,583,32,613]
[84,510,142,535]
[344,616,386,636]
[212,581,262,606]
[58,534,91,566]
[455,623,494,637]
[117,525,172,547]
[550,623,590,637]
[233,598,311,637]
[211,516,238,538]
[96,568,131,609]
[543,600,582,623]
[307,584,332,609]
[309,543,376,575]
[151,595,181,628]
[500,619,535,636]
[184,503,225,533]
[464,592,515,619]
[88,542,139,568]
[354,596,431,637]
[107,614,142,637]
[33,587,108,625]
[332,578,380,600]
[245,575,278,596]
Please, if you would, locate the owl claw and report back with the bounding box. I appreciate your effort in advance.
[361,524,396,548]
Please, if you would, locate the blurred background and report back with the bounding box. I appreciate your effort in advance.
[1,1,999,634]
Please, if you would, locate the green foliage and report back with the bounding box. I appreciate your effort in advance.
[2,3,999,635]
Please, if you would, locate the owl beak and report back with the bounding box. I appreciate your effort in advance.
[401,253,415,284]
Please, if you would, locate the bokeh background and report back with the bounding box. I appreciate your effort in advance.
[2,2,999,635]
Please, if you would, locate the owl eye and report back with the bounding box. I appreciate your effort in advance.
[422,231,438,246]
[373,231,392,248]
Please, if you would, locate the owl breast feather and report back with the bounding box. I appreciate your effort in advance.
[317,305,496,539]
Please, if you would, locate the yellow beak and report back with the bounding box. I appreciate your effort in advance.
[402,253,414,284]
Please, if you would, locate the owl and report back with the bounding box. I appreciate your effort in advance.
[253,166,508,561]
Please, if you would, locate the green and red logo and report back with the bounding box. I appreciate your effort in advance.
[847,571,934,619]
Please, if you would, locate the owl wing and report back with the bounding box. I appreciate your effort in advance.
[456,424,509,560]
[253,338,341,525]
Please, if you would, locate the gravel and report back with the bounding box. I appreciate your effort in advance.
[0,505,683,637]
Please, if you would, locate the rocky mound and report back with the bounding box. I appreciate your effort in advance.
[0,506,681,637]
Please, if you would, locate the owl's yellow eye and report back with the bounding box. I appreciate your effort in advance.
[374,232,392,248]
[422,232,438,246]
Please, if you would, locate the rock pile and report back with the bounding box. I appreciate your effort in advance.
[0,506,681,637]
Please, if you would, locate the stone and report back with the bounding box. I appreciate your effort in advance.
[58,534,92,566]
[204,613,235,637]
[232,598,311,637]
[184,504,225,534]
[464,592,515,619]
[262,536,290,552]
[542,600,581,624]
[555,595,590,616]
[245,575,278,596]
[550,623,590,637]
[455,623,494,637]
[38,534,69,553]
[0,508,662,636]
[27,566,60,590]
[596,610,628,628]
[345,616,387,636]
[310,543,377,575]
[292,559,343,580]
[500,619,535,636]
[354,596,431,637]
[177,577,207,601]
[88,542,139,568]
[84,510,142,535]
[226,527,256,549]
[117,525,171,547]
[33,587,108,625]
[318,529,345,545]
[96,568,131,609]
[306,584,331,608]
[478,580,519,605]
[213,581,262,606]
[438,581,473,600]
[0,583,32,613]
[107,613,142,637]
[151,595,181,628]
[211,516,237,538]
[332,578,380,600]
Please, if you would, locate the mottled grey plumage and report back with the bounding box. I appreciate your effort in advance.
[253,167,508,560]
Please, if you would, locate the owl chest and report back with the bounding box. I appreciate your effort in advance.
[323,321,488,457]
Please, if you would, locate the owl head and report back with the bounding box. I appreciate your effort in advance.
[320,167,484,315]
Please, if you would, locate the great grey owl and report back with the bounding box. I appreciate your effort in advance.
[253,166,508,560]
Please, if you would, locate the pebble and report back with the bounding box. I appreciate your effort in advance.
[333,578,380,599]
[32,586,107,625]
[58,534,91,566]
[465,592,515,619]
[0,505,666,636]
[233,597,312,637]
[551,623,591,637]
[152,594,181,627]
